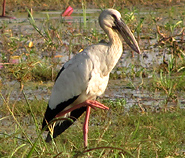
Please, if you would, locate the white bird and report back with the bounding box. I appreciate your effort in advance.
[42,8,141,147]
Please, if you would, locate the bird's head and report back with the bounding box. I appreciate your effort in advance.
[99,9,141,54]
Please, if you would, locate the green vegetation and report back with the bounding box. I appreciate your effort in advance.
[0,0,185,157]
[1,95,185,157]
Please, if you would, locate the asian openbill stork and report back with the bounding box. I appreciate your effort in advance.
[0,0,15,19]
[42,8,141,147]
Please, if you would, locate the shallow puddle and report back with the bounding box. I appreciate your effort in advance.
[1,79,185,111]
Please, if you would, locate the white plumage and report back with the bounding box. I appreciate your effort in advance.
[42,8,141,147]
[49,44,112,109]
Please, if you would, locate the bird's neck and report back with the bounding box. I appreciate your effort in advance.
[106,29,123,73]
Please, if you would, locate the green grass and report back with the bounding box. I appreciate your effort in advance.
[1,95,185,157]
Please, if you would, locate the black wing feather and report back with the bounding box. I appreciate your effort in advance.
[45,107,86,142]
[42,95,79,130]
[55,66,65,81]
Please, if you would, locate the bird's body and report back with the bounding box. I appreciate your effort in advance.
[50,41,122,108]
[42,8,141,146]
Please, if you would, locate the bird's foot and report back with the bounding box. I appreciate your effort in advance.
[55,100,109,118]
[0,15,16,19]
[85,100,109,110]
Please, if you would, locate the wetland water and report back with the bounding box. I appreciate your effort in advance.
[0,8,185,109]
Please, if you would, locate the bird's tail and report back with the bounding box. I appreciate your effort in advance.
[45,107,86,142]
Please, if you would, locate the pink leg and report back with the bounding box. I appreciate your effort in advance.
[55,99,109,118]
[55,99,109,147]
[2,0,6,16]
[83,106,91,147]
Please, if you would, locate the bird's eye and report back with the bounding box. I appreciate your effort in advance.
[111,14,117,20]
[111,14,119,30]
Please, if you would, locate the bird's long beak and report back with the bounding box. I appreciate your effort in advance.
[115,19,141,54]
